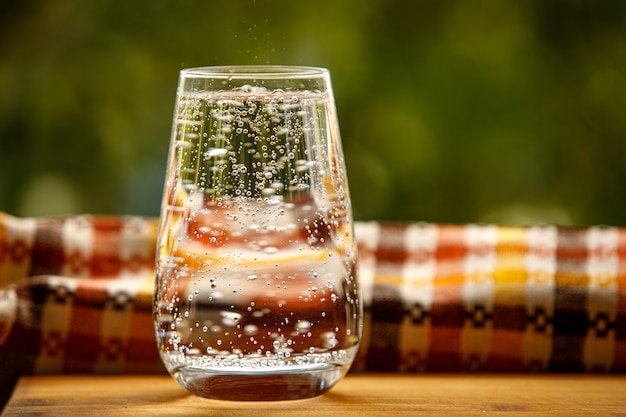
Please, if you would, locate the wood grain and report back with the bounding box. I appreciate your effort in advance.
[3,374,626,416]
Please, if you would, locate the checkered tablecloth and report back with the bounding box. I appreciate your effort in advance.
[2,212,625,404]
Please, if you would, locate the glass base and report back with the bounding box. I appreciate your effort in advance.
[172,362,349,401]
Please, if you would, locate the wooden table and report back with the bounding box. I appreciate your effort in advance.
[3,374,626,416]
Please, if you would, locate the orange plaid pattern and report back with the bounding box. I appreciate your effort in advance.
[1,213,625,406]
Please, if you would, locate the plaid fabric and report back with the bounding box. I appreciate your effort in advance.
[355,222,626,373]
[2,213,626,401]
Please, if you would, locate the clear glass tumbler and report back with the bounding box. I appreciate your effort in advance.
[153,66,362,401]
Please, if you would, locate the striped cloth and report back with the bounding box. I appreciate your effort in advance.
[1,213,625,403]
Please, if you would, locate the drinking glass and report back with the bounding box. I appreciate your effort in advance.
[153,66,362,401]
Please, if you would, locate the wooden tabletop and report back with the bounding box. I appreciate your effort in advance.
[3,374,626,416]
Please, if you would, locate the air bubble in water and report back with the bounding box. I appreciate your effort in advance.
[261,188,275,197]
[320,331,339,348]
[220,311,242,327]
[321,331,337,340]
[296,320,312,332]
[271,182,284,191]
[204,148,228,158]
[244,324,259,335]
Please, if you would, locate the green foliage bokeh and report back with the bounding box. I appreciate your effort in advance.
[1,0,625,226]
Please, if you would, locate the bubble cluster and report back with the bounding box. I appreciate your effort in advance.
[173,88,333,205]
[154,87,361,384]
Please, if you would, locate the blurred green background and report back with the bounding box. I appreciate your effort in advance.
[1,0,625,226]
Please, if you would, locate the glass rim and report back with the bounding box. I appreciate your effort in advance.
[180,65,329,79]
